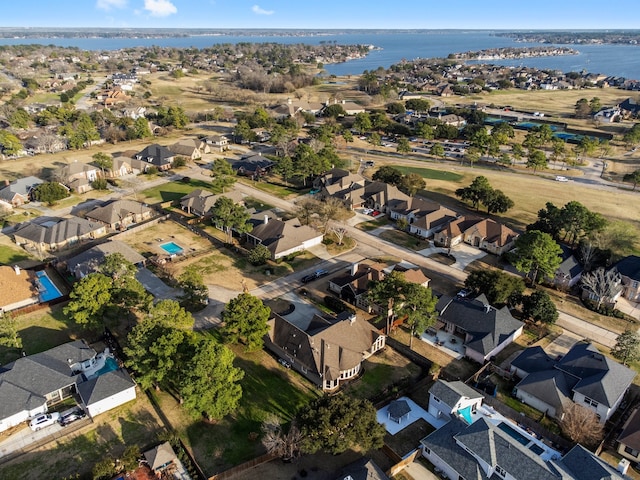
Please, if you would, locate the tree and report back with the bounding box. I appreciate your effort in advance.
[274,155,295,185]
[133,116,152,139]
[353,112,372,134]
[611,330,640,365]
[298,395,385,455]
[68,112,100,149]
[580,267,623,311]
[397,283,437,349]
[323,103,346,118]
[99,253,150,311]
[510,230,563,284]
[210,196,252,244]
[575,98,592,119]
[91,178,108,190]
[329,224,348,246]
[623,170,640,191]
[464,270,525,307]
[0,314,22,349]
[521,290,558,324]
[261,415,302,461]
[178,336,244,420]
[372,165,403,185]
[526,149,547,173]
[32,182,69,206]
[178,266,209,312]
[248,243,272,265]
[92,152,112,177]
[396,137,412,154]
[221,293,271,351]
[455,176,493,211]
[0,131,24,156]
[405,98,430,112]
[484,189,514,214]
[560,403,604,448]
[367,270,409,321]
[430,143,445,158]
[63,273,113,330]
[147,299,195,329]
[124,318,188,390]
[398,172,426,196]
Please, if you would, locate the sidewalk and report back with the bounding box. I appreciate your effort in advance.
[555,311,619,348]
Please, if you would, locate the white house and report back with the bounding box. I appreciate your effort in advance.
[77,369,136,418]
[427,379,484,423]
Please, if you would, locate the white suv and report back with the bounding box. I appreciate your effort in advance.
[29,412,60,431]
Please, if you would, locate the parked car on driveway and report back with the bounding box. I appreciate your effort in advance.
[59,407,86,426]
[29,412,60,431]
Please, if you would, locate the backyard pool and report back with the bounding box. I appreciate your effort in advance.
[497,422,530,446]
[36,270,63,302]
[88,356,119,379]
[160,241,184,255]
[457,406,474,425]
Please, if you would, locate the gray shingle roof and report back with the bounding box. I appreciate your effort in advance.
[66,241,145,277]
[0,176,44,201]
[515,369,577,415]
[510,346,556,376]
[335,457,390,480]
[248,218,322,258]
[77,368,135,406]
[0,381,46,420]
[13,217,105,246]
[135,144,174,167]
[551,444,626,480]
[429,380,483,410]
[615,255,640,282]
[617,406,640,451]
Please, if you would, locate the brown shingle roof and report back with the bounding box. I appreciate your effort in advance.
[0,266,38,309]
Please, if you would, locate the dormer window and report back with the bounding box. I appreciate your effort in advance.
[495,465,506,478]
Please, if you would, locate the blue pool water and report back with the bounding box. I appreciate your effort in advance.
[89,357,119,379]
[497,422,530,446]
[457,406,473,425]
[160,241,184,255]
[36,271,63,302]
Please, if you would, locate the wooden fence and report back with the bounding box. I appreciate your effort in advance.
[207,452,278,480]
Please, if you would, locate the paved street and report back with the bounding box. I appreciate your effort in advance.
[555,311,619,348]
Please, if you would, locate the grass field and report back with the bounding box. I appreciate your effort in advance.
[0,236,30,266]
[140,178,217,203]
[394,166,465,182]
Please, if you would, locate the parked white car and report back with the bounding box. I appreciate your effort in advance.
[555,175,569,182]
[29,412,60,431]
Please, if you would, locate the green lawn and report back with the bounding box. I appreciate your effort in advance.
[0,244,30,266]
[237,178,301,199]
[140,178,217,203]
[378,229,427,251]
[394,166,465,182]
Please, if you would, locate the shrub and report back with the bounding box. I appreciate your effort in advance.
[146,166,158,175]
[324,295,356,315]
[91,178,108,190]
[248,244,271,265]
[173,156,187,168]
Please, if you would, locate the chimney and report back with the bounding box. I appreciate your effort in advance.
[350,263,359,276]
[13,265,20,275]
[264,215,269,225]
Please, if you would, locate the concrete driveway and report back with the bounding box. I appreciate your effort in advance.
[545,331,582,359]
[192,285,240,330]
[417,242,486,272]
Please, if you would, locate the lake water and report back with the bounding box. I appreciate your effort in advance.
[1,31,639,80]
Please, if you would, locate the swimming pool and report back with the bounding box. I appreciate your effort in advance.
[457,406,474,425]
[88,356,119,379]
[160,241,184,255]
[497,422,530,446]
[36,270,63,302]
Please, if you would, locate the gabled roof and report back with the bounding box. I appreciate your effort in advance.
[438,215,483,238]
[551,444,626,480]
[249,217,322,257]
[360,181,411,209]
[181,190,245,215]
[429,379,483,409]
[556,254,583,280]
[0,176,44,201]
[617,406,640,451]
[144,442,177,472]
[438,297,524,356]
[13,217,105,245]
[66,240,146,277]
[0,381,46,420]
[85,200,153,225]
[135,144,174,166]
[510,346,556,375]
[463,218,519,247]
[77,368,135,406]
[515,369,577,414]
[615,255,640,281]
[556,343,636,408]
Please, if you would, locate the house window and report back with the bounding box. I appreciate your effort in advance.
[584,396,599,408]
[495,465,506,478]
[624,445,639,457]
[433,396,441,403]
[424,447,431,455]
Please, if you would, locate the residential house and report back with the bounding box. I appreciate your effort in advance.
[438,113,467,127]
[427,379,484,423]
[169,138,210,160]
[421,417,626,480]
[121,106,146,120]
[553,245,584,290]
[433,216,483,248]
[388,197,458,239]
[245,216,323,260]
[0,176,44,208]
[320,99,365,116]
[180,189,244,217]
[462,218,519,255]
[227,153,275,178]
[0,340,96,432]
[203,134,229,152]
[85,199,154,231]
[360,181,411,213]
[108,155,148,177]
[265,311,386,391]
[329,260,430,313]
[617,407,640,463]
[0,265,39,315]
[594,107,622,123]
[135,144,175,171]
[619,98,640,118]
[102,86,129,107]
[13,217,107,253]
[314,168,366,209]
[335,458,390,480]
[77,368,136,418]
[65,240,146,278]
[143,442,181,476]
[435,294,524,363]
[615,256,640,302]
[56,162,99,194]
[511,342,636,422]
[270,98,324,119]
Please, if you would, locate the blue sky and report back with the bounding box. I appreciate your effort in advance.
[1,0,638,29]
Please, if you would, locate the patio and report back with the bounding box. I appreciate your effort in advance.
[420,327,464,359]
[377,396,448,435]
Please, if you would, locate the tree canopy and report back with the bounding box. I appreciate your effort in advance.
[63,273,112,330]
[210,196,252,244]
[455,176,513,214]
[221,293,271,351]
[464,269,525,307]
[510,230,563,283]
[611,330,640,366]
[298,395,385,455]
[32,182,69,206]
[521,290,558,324]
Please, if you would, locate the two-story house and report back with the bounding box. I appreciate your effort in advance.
[388,197,458,239]
[615,256,640,302]
[135,144,175,171]
[55,162,99,194]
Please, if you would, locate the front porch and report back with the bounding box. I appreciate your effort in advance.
[420,327,464,359]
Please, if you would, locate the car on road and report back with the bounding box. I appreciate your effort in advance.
[29,412,60,431]
[301,269,330,283]
[555,175,569,182]
[58,407,86,427]
[278,358,291,368]
[457,288,471,298]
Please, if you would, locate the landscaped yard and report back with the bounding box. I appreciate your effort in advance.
[152,341,319,475]
[0,239,31,266]
[378,229,428,251]
[394,166,464,182]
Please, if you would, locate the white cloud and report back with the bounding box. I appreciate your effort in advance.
[144,0,177,17]
[96,0,127,10]
[252,5,274,15]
